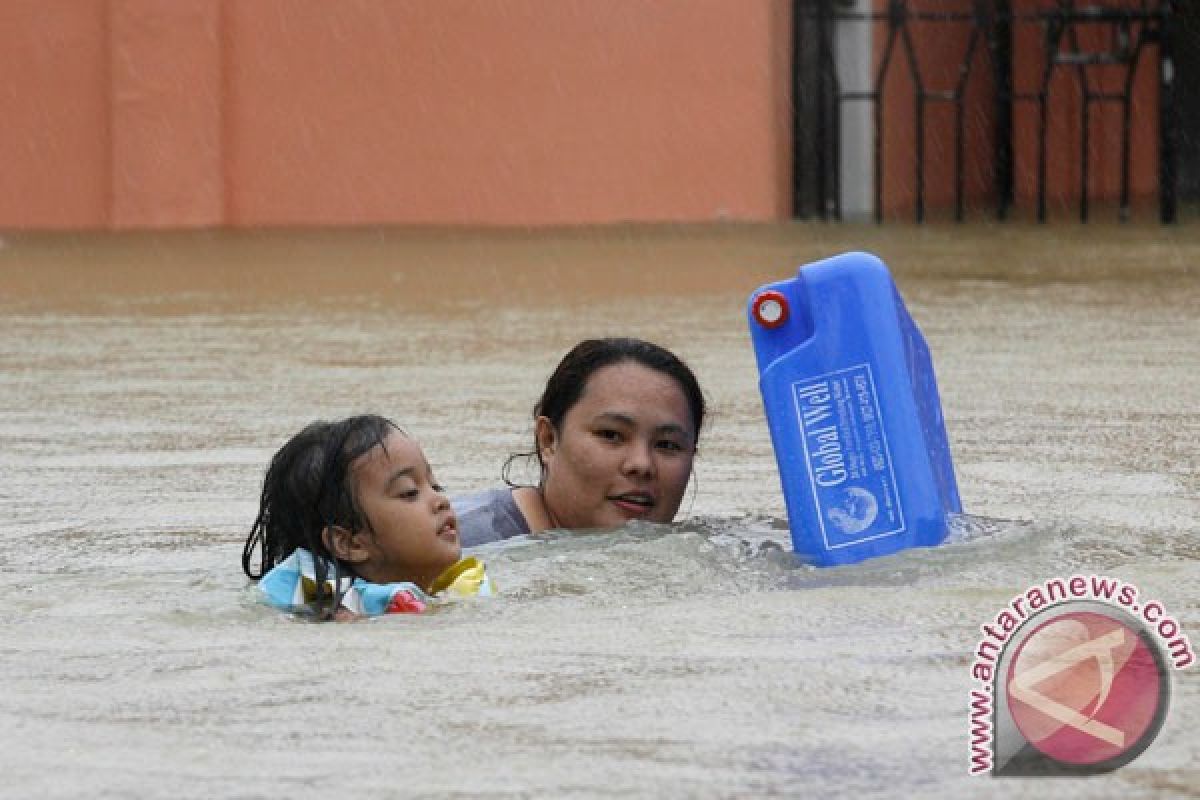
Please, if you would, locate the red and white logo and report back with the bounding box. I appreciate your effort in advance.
[969,578,1192,776]
[1005,609,1167,769]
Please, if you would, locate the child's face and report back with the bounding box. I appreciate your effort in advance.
[350,430,461,589]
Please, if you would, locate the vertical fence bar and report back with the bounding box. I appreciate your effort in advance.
[1159,0,1177,223]
[792,1,806,218]
[874,16,901,223]
[955,88,966,222]
[994,0,1013,220]
[1036,12,1065,224]
[954,10,984,222]
[1081,88,1091,222]
[1118,26,1148,221]
[1070,22,1091,223]
[816,1,830,218]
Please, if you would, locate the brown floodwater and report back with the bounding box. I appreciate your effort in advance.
[0,223,1197,798]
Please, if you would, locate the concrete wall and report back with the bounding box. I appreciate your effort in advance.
[0,0,790,230]
[111,0,225,227]
[0,1,111,228]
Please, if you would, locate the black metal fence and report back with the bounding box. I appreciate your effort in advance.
[793,0,1178,222]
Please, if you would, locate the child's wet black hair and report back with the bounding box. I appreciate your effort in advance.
[242,414,400,615]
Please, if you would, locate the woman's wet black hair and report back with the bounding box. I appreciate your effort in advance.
[241,414,400,616]
[503,337,705,485]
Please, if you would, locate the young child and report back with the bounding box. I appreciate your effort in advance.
[241,414,492,619]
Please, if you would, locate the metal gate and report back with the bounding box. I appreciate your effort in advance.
[793,0,1179,222]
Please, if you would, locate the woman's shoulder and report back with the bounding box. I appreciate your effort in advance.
[452,486,514,513]
[452,486,530,546]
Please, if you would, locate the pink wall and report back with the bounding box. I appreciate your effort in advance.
[0,1,110,228]
[110,0,225,227]
[1,0,790,230]
[226,0,791,227]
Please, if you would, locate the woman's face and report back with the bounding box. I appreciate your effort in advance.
[537,361,696,530]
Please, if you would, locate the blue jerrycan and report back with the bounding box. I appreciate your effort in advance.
[747,252,961,566]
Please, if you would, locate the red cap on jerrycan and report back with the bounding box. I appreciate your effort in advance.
[746,252,962,567]
[751,290,789,329]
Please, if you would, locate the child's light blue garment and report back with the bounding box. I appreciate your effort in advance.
[257,548,492,616]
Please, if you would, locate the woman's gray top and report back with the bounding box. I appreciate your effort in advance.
[452,487,532,547]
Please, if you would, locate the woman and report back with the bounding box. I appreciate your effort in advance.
[454,337,706,546]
